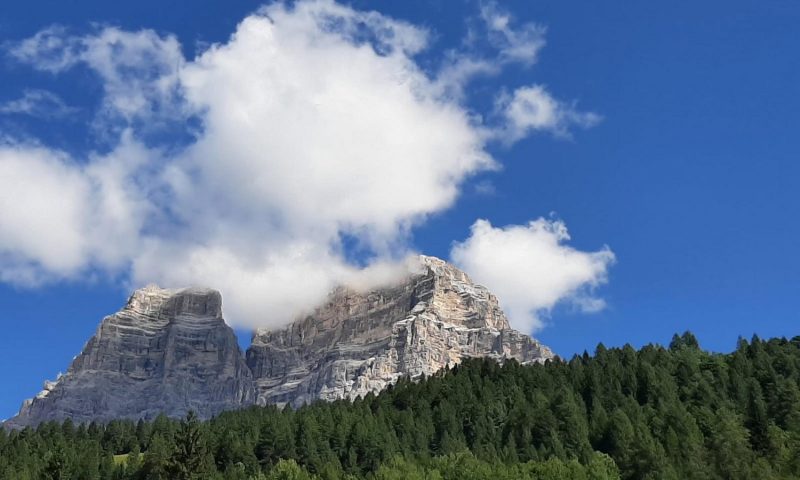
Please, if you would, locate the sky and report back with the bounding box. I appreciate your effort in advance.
[1,0,799,420]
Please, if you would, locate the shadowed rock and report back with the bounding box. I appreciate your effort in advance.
[4,256,554,427]
[5,286,255,428]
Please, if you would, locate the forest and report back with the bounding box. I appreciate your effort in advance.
[2,332,799,479]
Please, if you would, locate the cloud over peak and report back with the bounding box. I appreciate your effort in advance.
[451,218,615,333]
[0,0,609,331]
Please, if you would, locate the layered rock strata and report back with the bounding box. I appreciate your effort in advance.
[5,256,554,427]
[5,286,255,428]
[246,256,553,407]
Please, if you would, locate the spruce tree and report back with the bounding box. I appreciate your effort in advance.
[167,411,213,480]
[141,433,172,480]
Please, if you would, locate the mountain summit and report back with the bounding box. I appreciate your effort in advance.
[5,286,255,428]
[247,256,553,407]
[6,257,552,427]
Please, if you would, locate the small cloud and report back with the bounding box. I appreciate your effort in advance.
[473,179,496,196]
[6,25,82,73]
[479,1,547,65]
[0,89,77,119]
[495,84,601,143]
[451,218,615,333]
[434,1,546,100]
[7,24,187,133]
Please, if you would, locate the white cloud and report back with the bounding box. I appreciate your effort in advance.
[450,218,615,333]
[479,1,546,65]
[473,179,496,195]
[126,1,499,326]
[0,89,76,118]
[0,135,151,285]
[176,4,493,244]
[8,26,82,73]
[79,28,185,126]
[497,85,602,142]
[435,1,546,100]
[0,0,608,329]
[0,145,90,283]
[9,25,185,135]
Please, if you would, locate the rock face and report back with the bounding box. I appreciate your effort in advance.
[5,286,255,428]
[246,256,553,407]
[5,256,554,427]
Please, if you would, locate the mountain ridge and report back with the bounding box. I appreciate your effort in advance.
[247,255,553,407]
[4,256,553,428]
[5,285,255,429]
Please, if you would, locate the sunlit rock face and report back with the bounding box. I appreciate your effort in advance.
[5,286,255,428]
[4,257,554,427]
[246,256,554,408]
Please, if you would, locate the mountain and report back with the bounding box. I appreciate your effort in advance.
[5,335,800,479]
[5,257,552,427]
[247,256,553,407]
[5,286,255,428]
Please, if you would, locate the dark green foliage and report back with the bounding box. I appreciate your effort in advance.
[2,334,800,479]
[141,433,172,479]
[167,411,214,479]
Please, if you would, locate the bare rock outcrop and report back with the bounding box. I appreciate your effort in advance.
[5,286,255,428]
[5,256,554,427]
[246,256,553,407]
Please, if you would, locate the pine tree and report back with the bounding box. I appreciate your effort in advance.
[605,409,635,477]
[745,379,771,453]
[141,433,172,480]
[167,411,213,480]
[709,408,755,480]
[265,459,317,480]
[126,442,143,478]
[42,439,71,480]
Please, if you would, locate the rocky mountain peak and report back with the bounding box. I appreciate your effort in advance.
[4,285,254,429]
[125,285,223,320]
[418,254,511,330]
[247,255,552,407]
[5,257,553,427]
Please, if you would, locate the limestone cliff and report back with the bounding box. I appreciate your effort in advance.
[5,286,255,428]
[246,256,553,407]
[5,256,554,427]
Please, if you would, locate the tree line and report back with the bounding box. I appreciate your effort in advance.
[2,332,799,479]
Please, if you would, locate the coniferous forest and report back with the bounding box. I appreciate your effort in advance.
[2,333,800,480]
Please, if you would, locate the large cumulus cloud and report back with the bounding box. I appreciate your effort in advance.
[0,0,609,331]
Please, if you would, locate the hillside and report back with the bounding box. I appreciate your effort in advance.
[2,333,799,479]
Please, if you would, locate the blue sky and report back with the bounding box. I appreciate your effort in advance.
[1,0,799,420]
